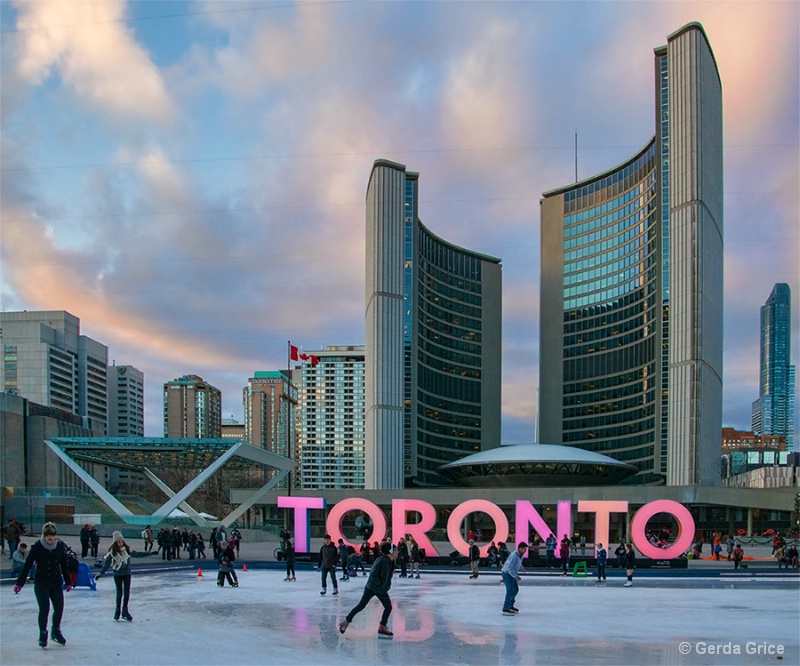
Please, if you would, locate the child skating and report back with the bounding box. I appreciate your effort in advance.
[96,530,134,621]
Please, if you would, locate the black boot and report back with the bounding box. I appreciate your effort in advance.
[38,630,48,648]
[121,608,133,622]
[114,609,121,621]
[51,627,66,645]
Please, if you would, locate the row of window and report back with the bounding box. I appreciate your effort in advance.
[563,290,654,333]
[562,143,656,213]
[563,391,656,420]
[564,238,655,287]
[564,183,650,232]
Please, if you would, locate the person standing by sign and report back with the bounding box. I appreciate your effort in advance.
[595,543,607,584]
[559,534,571,575]
[500,542,528,616]
[623,543,636,587]
[468,539,481,579]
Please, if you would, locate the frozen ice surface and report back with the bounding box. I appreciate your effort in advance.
[2,569,798,665]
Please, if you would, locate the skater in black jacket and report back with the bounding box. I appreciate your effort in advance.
[318,534,339,595]
[338,542,398,639]
[13,522,72,648]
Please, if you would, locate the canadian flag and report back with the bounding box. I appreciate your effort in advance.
[290,344,319,366]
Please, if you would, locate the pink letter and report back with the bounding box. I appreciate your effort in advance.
[630,500,695,559]
[515,501,553,544]
[278,495,325,552]
[447,500,508,557]
[326,498,387,549]
[577,500,628,550]
[392,499,439,556]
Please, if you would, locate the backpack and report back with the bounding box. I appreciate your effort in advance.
[141,530,148,540]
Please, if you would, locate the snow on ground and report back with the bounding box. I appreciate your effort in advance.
[1,569,797,666]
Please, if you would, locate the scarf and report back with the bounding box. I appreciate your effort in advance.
[39,537,58,551]
[106,546,130,571]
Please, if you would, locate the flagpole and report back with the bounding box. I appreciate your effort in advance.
[287,340,292,496]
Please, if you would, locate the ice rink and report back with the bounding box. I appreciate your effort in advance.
[2,566,798,666]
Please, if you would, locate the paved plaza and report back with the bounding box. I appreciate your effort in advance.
[2,546,798,666]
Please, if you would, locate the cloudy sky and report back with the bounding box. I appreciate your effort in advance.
[1,0,797,441]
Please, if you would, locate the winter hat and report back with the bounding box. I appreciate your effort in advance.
[380,542,393,555]
[112,531,124,542]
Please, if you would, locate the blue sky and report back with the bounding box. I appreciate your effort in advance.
[1,0,798,440]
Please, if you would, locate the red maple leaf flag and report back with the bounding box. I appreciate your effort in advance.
[289,344,319,366]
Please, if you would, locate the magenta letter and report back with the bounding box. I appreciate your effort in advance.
[326,498,387,549]
[630,500,695,559]
[577,500,628,550]
[392,499,439,556]
[278,495,325,553]
[447,499,508,557]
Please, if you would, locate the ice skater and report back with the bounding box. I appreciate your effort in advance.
[624,543,636,586]
[318,534,339,596]
[96,531,134,621]
[501,542,528,616]
[339,542,397,639]
[13,522,73,648]
[285,539,296,581]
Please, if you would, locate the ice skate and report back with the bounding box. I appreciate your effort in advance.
[51,627,66,645]
[624,581,633,587]
[320,588,326,595]
[332,588,338,595]
[338,620,349,634]
[38,630,48,648]
[377,625,394,639]
[502,610,516,616]
[114,609,121,620]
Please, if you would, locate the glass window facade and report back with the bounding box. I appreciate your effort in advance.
[558,142,662,482]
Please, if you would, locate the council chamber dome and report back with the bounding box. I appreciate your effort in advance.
[438,444,638,487]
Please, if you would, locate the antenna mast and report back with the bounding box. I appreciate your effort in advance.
[574,130,578,183]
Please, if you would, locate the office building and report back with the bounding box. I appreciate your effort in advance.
[294,345,365,490]
[751,283,795,451]
[107,363,144,437]
[366,159,502,489]
[163,374,222,438]
[243,371,297,457]
[0,310,108,433]
[539,23,723,485]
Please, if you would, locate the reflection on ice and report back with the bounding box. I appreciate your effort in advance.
[1,569,798,666]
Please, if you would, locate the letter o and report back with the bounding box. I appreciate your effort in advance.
[630,500,694,559]
[326,498,387,549]
[446,499,508,557]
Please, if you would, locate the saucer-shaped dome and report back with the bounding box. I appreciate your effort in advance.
[438,444,638,487]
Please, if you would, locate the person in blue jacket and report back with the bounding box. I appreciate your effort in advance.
[339,541,398,639]
[501,542,528,616]
[96,531,134,621]
[13,522,72,648]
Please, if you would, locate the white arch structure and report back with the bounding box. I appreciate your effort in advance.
[45,437,295,528]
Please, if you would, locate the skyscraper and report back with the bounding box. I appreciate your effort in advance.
[752,283,795,451]
[163,374,222,438]
[107,363,144,437]
[539,23,723,486]
[294,345,365,490]
[366,159,502,489]
[0,310,109,433]
[243,371,297,457]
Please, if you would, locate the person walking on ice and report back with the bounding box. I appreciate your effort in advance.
[501,542,528,616]
[96,531,134,621]
[339,541,397,639]
[13,522,73,648]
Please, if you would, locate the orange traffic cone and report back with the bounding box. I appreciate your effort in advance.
[243,564,247,572]
[197,568,203,577]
